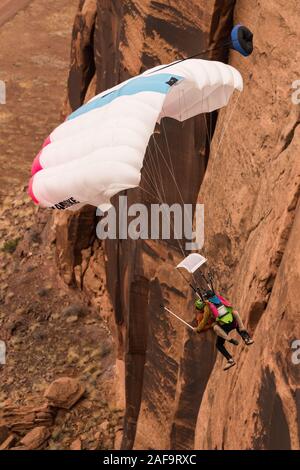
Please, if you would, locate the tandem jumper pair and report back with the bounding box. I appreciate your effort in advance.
[162,254,254,371]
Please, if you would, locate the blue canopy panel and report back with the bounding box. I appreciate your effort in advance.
[67,74,184,121]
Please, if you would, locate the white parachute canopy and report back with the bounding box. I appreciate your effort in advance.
[176,253,207,273]
[29,59,243,211]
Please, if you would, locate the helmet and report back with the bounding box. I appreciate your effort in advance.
[195,299,205,311]
[203,290,215,300]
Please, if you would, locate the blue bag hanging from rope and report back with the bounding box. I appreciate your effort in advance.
[230,25,254,57]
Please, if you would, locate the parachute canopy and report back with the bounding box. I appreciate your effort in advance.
[29,59,243,211]
[176,253,207,273]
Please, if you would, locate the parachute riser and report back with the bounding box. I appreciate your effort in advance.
[150,41,233,74]
[149,25,253,76]
[208,272,215,293]
[177,267,203,300]
[199,271,215,294]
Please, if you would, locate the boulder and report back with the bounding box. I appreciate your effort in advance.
[44,377,85,409]
[20,426,50,450]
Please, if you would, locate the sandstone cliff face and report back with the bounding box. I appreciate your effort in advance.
[54,0,300,450]
[194,0,300,450]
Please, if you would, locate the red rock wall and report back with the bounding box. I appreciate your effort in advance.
[54,0,300,450]
[194,0,300,450]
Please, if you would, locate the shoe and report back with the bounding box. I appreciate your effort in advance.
[223,359,236,371]
[240,330,254,345]
[229,338,239,346]
[244,336,254,345]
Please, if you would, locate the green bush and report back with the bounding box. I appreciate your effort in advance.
[2,238,20,254]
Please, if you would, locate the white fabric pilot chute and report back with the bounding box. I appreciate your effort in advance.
[29,59,243,211]
[176,253,207,273]
[176,253,214,300]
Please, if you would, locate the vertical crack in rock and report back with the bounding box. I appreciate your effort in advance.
[94,0,125,92]
[121,275,150,449]
[67,0,97,111]
[254,368,291,450]
[170,336,216,450]
[280,121,300,154]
